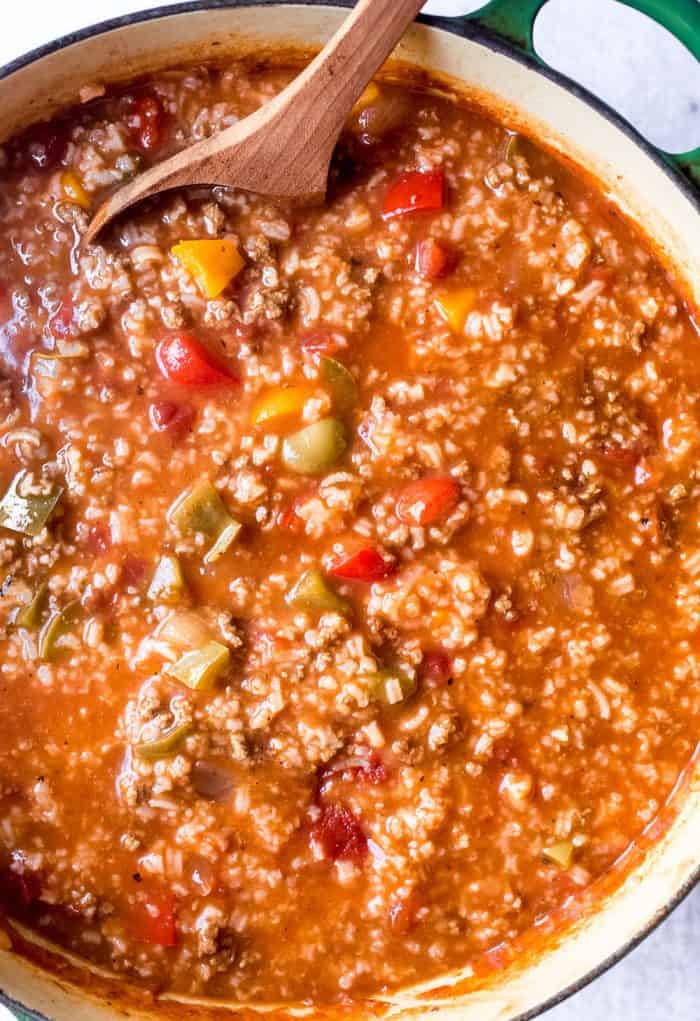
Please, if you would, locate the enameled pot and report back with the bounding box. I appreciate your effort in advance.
[0,3,699,1019]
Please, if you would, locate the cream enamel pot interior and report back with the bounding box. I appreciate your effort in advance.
[0,4,699,1021]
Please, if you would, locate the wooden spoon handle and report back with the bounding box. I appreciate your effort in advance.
[234,0,426,197]
[207,0,427,200]
[278,0,427,151]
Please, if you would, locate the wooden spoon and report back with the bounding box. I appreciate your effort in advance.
[85,0,426,243]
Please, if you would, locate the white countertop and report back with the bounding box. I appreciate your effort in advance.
[1,3,698,1020]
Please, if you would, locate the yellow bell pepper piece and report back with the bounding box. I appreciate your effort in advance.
[541,840,574,870]
[351,82,381,117]
[434,288,477,333]
[171,239,245,299]
[251,386,313,427]
[60,171,90,210]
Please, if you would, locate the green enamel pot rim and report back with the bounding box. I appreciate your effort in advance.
[469,0,700,188]
[0,3,698,1020]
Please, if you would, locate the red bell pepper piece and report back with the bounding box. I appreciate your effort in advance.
[130,892,177,947]
[156,332,238,388]
[382,170,445,221]
[125,93,166,152]
[395,475,460,526]
[328,546,396,582]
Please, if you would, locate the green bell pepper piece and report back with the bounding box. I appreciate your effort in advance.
[0,470,63,536]
[165,641,230,691]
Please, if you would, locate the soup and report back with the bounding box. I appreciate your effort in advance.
[0,62,699,1005]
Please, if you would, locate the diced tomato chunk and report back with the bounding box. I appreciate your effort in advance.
[48,296,73,339]
[414,238,454,280]
[311,804,367,862]
[130,892,177,947]
[420,649,452,688]
[125,93,166,152]
[382,170,445,221]
[156,332,238,388]
[149,400,196,438]
[395,475,460,526]
[328,546,396,582]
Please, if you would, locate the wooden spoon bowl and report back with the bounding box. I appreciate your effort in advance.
[85,0,425,243]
